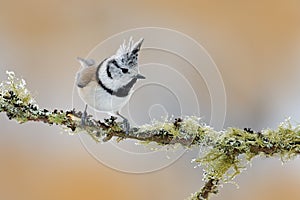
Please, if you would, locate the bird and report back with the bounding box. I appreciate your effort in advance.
[75,38,145,133]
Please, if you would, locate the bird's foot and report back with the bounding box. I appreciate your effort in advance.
[116,111,130,134]
[81,104,88,126]
[121,118,130,134]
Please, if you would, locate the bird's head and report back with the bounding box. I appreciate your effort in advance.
[104,38,145,83]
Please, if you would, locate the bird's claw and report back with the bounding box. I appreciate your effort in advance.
[122,118,130,134]
[81,105,88,126]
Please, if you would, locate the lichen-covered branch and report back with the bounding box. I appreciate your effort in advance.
[1,71,299,200]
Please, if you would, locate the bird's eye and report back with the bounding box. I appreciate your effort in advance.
[121,68,129,73]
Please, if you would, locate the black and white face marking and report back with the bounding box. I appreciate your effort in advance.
[111,59,129,74]
[106,58,134,81]
[97,57,140,97]
[96,38,145,95]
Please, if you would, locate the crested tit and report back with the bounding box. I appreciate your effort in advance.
[76,38,145,133]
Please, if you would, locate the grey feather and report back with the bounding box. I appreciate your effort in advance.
[77,57,96,68]
[76,64,98,88]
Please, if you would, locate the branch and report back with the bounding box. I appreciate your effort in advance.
[1,71,299,200]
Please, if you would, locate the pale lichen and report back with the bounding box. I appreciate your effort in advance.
[1,71,36,106]
[190,119,300,199]
[1,71,300,200]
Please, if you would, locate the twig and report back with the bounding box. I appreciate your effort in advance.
[1,71,299,200]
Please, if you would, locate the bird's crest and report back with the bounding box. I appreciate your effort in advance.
[116,37,144,57]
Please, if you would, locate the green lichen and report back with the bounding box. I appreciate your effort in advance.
[1,71,300,200]
[0,71,78,132]
[137,116,202,146]
[48,111,69,125]
[191,119,300,199]
[0,71,36,105]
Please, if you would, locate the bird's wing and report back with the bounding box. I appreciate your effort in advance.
[76,65,98,88]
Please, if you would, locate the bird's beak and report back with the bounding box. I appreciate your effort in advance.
[135,74,146,79]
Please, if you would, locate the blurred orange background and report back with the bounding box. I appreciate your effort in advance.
[1,1,300,200]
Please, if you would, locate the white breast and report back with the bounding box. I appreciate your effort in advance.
[78,81,131,113]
